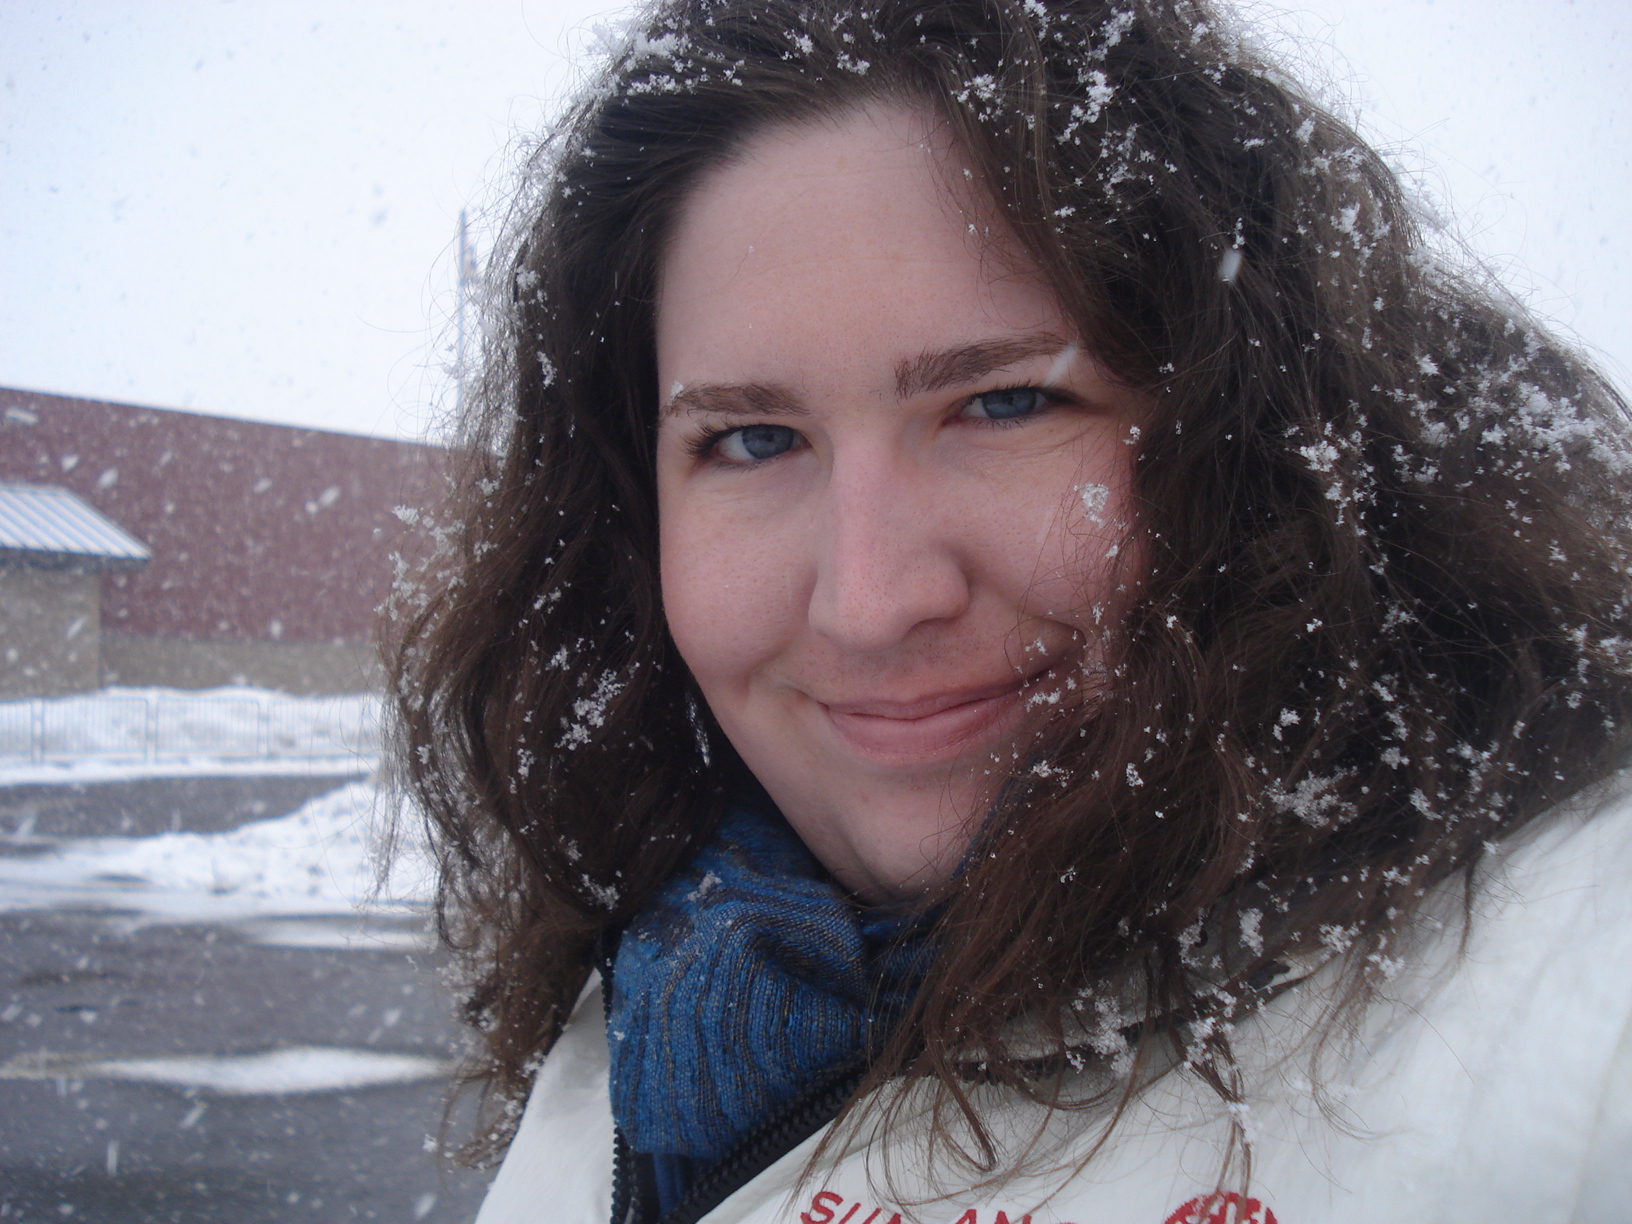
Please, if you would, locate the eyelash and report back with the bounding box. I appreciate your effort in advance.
[964,383,1071,426]
[685,425,763,462]
[683,383,1071,463]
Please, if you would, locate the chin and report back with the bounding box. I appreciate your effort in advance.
[781,776,990,906]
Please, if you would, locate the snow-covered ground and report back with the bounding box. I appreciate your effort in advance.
[0,684,429,928]
[3,1045,454,1097]
[0,779,433,926]
[0,686,381,784]
[0,769,454,1101]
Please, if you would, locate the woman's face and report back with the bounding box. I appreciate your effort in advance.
[655,104,1140,904]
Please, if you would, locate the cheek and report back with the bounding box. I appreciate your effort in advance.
[658,501,804,689]
[1011,448,1137,624]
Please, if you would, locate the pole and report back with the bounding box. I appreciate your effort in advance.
[456,209,471,412]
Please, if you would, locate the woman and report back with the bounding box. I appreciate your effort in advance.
[389,1,1632,1220]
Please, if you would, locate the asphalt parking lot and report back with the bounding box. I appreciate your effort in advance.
[0,776,495,1223]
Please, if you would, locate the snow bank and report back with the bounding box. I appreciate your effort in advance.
[1,1046,454,1095]
[0,779,434,923]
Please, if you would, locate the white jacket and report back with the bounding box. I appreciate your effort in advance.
[476,786,1632,1224]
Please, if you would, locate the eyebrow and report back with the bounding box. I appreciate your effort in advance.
[661,331,1076,419]
[664,381,808,420]
[894,333,1074,399]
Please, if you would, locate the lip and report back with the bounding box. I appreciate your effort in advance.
[817,669,1053,766]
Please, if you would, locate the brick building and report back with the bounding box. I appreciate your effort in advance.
[0,387,444,696]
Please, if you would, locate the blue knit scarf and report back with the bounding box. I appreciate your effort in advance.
[606,793,930,1208]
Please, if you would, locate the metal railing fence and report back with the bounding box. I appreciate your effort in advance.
[0,692,382,764]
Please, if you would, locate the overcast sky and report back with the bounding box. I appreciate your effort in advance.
[2,0,1626,441]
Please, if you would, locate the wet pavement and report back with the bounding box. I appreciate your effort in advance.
[0,777,495,1223]
[0,774,368,841]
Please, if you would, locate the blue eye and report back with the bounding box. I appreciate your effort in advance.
[717,423,802,462]
[966,387,1046,421]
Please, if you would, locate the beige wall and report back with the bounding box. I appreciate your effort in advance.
[1,564,382,697]
[100,634,382,694]
[0,567,102,697]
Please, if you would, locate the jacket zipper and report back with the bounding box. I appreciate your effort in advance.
[600,941,1324,1223]
[612,1058,868,1224]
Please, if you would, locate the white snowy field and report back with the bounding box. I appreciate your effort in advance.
[0,686,383,784]
[0,778,435,928]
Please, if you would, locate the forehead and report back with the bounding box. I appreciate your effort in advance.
[668,103,978,262]
[655,103,1062,389]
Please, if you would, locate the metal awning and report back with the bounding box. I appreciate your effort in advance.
[0,483,151,572]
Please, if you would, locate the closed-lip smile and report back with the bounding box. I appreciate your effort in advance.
[817,669,1055,765]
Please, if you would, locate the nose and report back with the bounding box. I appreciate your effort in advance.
[806,448,971,652]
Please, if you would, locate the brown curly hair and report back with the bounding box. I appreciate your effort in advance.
[387,0,1632,1181]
